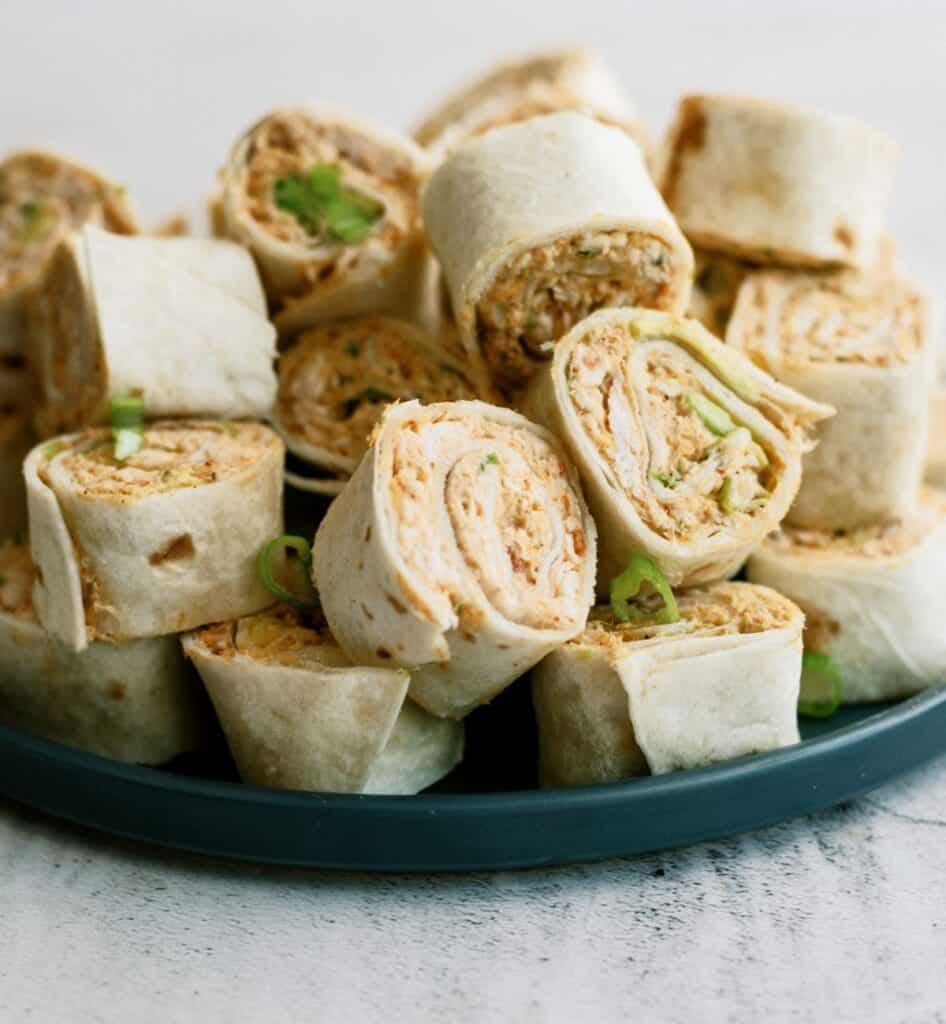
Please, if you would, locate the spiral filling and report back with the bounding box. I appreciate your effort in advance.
[0,152,133,295]
[475,230,676,391]
[276,318,476,469]
[44,421,280,500]
[566,327,777,542]
[237,112,419,273]
[736,271,924,369]
[386,408,589,631]
[575,581,798,652]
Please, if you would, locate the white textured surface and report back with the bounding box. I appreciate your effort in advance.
[2,2,946,1021]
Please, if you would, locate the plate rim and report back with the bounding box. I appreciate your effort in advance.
[1,681,944,815]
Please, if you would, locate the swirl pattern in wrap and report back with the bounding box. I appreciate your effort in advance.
[183,604,463,794]
[0,149,139,355]
[521,307,834,591]
[727,267,932,530]
[312,399,597,719]
[422,112,693,395]
[274,316,478,495]
[220,104,431,336]
[25,421,284,651]
[533,582,803,785]
[747,488,946,703]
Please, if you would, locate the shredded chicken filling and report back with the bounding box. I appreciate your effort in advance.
[576,581,798,653]
[567,329,775,542]
[0,541,37,622]
[195,606,351,669]
[49,421,279,499]
[276,318,475,466]
[239,113,418,274]
[475,230,677,391]
[739,271,924,369]
[387,409,588,631]
[0,153,132,294]
[766,488,946,561]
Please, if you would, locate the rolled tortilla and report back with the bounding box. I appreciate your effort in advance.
[312,400,597,719]
[274,315,478,494]
[747,489,946,702]
[220,104,430,336]
[533,581,803,785]
[521,307,834,591]
[925,387,946,489]
[657,95,898,268]
[687,248,752,338]
[727,267,932,530]
[413,48,649,160]
[422,112,693,395]
[0,541,207,763]
[25,420,284,651]
[183,604,463,794]
[28,225,277,438]
[0,149,138,355]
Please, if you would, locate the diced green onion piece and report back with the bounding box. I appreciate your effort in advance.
[273,164,384,244]
[109,395,144,461]
[610,553,680,625]
[719,476,737,512]
[257,535,319,609]
[686,393,736,436]
[798,651,842,719]
[480,453,499,470]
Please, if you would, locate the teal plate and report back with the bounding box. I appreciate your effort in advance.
[0,679,944,872]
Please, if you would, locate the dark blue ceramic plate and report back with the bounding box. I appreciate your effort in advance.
[0,679,944,872]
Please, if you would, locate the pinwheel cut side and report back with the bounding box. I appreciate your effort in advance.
[274,316,478,492]
[727,268,931,530]
[221,105,430,335]
[312,399,597,719]
[0,149,138,355]
[522,306,833,590]
[747,489,946,703]
[25,421,284,651]
[533,581,803,785]
[422,112,693,395]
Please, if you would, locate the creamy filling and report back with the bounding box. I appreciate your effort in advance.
[474,230,677,392]
[387,407,589,632]
[239,113,419,284]
[566,328,777,543]
[195,605,351,669]
[576,581,798,653]
[737,270,924,369]
[276,318,476,467]
[31,240,105,436]
[46,421,280,499]
[687,249,750,338]
[765,488,946,561]
[0,152,133,295]
[0,541,37,622]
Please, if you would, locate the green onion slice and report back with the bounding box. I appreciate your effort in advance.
[110,395,144,461]
[257,534,320,609]
[798,651,842,719]
[273,164,384,244]
[610,553,680,625]
[686,392,736,436]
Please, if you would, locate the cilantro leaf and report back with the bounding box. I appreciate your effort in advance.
[273,164,384,244]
